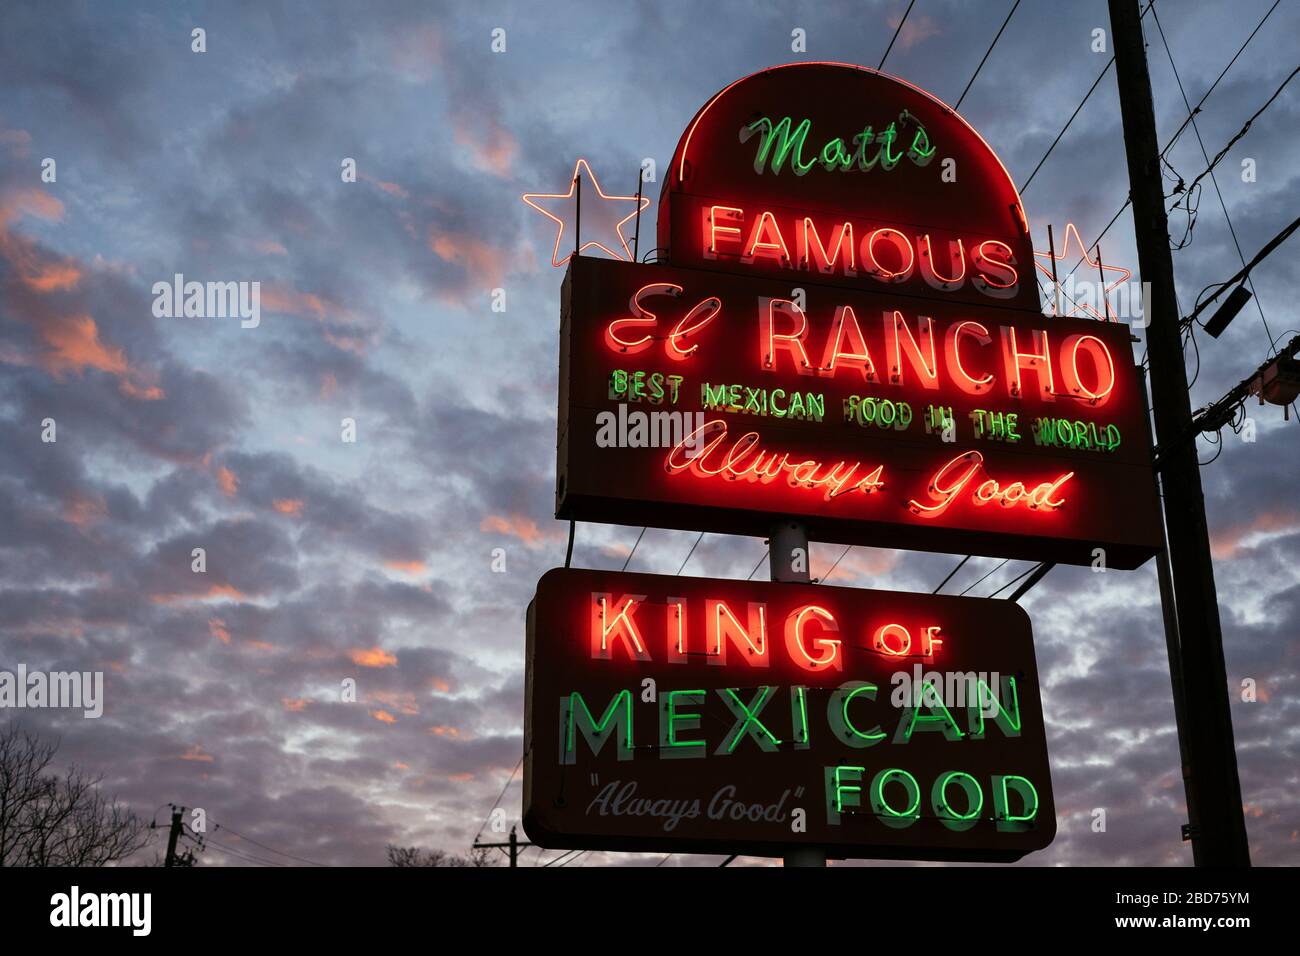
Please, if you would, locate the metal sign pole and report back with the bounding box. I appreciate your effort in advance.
[768,520,827,868]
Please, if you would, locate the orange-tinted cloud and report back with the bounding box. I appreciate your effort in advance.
[261,284,332,321]
[150,583,245,605]
[429,231,508,295]
[39,314,127,377]
[887,12,941,51]
[250,237,287,256]
[217,466,239,497]
[209,617,232,645]
[480,512,558,547]
[449,109,518,178]
[272,498,304,516]
[282,697,308,712]
[371,709,397,724]
[430,725,460,738]
[180,744,215,763]
[0,126,32,158]
[1211,510,1300,558]
[369,690,419,716]
[361,173,409,199]
[0,186,63,225]
[384,559,426,574]
[0,188,161,398]
[62,493,107,528]
[350,647,398,668]
[821,547,900,583]
[22,261,81,293]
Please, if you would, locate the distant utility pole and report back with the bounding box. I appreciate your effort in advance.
[1108,0,1250,866]
[164,807,184,868]
[473,826,532,867]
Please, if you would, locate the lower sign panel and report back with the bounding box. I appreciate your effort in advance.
[524,568,1056,861]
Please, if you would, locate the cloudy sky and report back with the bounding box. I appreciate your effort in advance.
[0,0,1295,867]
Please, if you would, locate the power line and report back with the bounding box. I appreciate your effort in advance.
[1150,3,1294,400]
[955,0,1020,110]
[208,820,330,867]
[1175,65,1297,206]
[474,754,523,844]
[541,848,582,867]
[203,835,291,868]
[816,545,853,583]
[987,561,1040,598]
[676,531,705,575]
[932,554,971,593]
[1156,0,1283,158]
[878,0,917,71]
[959,557,1009,596]
[1020,1,1155,195]
[1060,0,1282,284]
[621,526,648,571]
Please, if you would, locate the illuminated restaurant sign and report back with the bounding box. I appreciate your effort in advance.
[523,568,1055,860]
[556,62,1161,568]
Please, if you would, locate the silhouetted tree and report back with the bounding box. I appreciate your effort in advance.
[0,723,149,866]
[386,844,495,867]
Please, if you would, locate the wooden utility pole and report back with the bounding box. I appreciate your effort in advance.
[164,808,184,868]
[1108,0,1250,866]
[474,826,532,867]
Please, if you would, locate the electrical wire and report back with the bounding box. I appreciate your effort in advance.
[1060,0,1280,284]
[621,526,647,572]
[473,754,523,844]
[816,545,853,584]
[933,554,971,593]
[987,562,1041,598]
[954,0,1020,110]
[1152,7,1300,420]
[676,531,705,575]
[878,0,917,70]
[959,558,1010,596]
[208,821,331,867]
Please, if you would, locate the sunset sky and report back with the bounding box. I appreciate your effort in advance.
[0,0,1296,866]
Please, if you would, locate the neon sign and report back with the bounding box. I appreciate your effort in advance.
[558,256,1161,568]
[524,568,1056,860]
[740,111,935,176]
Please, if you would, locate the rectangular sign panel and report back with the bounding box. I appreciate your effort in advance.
[557,255,1162,568]
[523,567,1056,861]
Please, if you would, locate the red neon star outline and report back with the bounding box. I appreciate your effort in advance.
[1034,222,1132,321]
[522,158,650,268]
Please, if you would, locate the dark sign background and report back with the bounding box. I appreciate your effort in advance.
[524,568,1056,861]
[557,255,1162,568]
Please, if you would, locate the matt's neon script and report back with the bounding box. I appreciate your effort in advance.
[741,111,935,175]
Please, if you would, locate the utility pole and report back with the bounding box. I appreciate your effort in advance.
[473,826,532,867]
[1108,0,1250,866]
[164,807,184,868]
[769,520,827,868]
